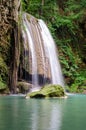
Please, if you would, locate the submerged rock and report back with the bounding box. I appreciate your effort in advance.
[26,85,65,98]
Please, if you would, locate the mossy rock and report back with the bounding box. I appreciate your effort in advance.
[17,81,32,93]
[27,85,65,98]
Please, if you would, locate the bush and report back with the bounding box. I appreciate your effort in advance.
[0,56,8,82]
[0,77,7,90]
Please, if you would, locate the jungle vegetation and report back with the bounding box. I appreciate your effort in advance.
[21,0,86,93]
[0,0,86,93]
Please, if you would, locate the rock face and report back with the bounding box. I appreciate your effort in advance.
[27,85,65,98]
[9,0,20,93]
[0,0,21,93]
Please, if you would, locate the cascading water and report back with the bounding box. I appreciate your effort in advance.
[23,14,39,88]
[38,20,64,86]
[22,13,64,90]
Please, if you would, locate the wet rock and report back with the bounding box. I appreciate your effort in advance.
[27,84,65,98]
[17,81,32,93]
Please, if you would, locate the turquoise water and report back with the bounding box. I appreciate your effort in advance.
[0,94,86,130]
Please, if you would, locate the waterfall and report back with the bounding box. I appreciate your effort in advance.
[22,14,39,87]
[38,20,64,86]
[22,13,64,90]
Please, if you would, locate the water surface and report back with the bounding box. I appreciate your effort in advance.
[0,94,86,130]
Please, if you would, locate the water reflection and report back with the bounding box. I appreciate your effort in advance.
[1,95,86,130]
[0,96,67,130]
[30,99,63,130]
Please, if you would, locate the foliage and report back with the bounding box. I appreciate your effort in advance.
[21,0,86,92]
[65,0,86,11]
[66,69,86,93]
[0,76,7,90]
[21,0,58,20]
[0,56,8,82]
[0,81,7,90]
[13,0,86,92]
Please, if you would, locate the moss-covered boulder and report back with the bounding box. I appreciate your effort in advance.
[17,81,32,93]
[27,85,65,98]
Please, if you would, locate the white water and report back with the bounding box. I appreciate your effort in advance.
[22,13,64,89]
[23,14,39,87]
[38,20,64,86]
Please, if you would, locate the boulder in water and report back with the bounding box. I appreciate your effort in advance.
[26,85,65,98]
[17,81,32,93]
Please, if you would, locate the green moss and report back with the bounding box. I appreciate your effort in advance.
[28,91,46,98]
[27,85,65,98]
[0,81,7,90]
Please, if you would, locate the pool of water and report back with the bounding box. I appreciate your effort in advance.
[0,94,86,130]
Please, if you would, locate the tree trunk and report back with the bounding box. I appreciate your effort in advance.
[42,0,44,6]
